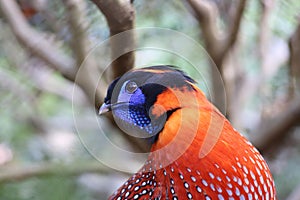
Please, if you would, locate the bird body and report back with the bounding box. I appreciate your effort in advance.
[99,66,276,200]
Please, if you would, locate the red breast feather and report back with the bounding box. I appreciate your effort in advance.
[108,77,276,200]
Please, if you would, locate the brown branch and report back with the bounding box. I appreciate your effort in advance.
[91,0,135,79]
[185,0,246,114]
[185,0,222,64]
[247,6,297,153]
[185,0,246,68]
[258,0,273,70]
[249,97,300,152]
[230,0,288,127]
[1,0,145,155]
[185,0,226,112]
[289,20,300,98]
[25,60,87,105]
[89,1,149,152]
[0,0,107,108]
[0,0,76,82]
[223,0,247,55]
[257,0,287,80]
[62,0,91,65]
[62,0,107,108]
[0,161,132,184]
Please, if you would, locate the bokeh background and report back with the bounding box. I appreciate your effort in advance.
[0,0,300,199]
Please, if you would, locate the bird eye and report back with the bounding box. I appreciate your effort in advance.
[125,81,138,94]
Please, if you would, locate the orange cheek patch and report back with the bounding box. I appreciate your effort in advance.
[151,87,199,117]
[150,89,180,117]
[150,104,167,117]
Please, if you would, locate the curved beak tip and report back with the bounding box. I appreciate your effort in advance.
[98,103,111,115]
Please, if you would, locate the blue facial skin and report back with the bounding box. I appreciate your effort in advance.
[112,84,161,139]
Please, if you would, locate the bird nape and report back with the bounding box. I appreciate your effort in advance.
[99,65,276,200]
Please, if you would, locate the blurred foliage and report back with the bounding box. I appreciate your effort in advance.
[0,176,93,200]
[0,0,300,199]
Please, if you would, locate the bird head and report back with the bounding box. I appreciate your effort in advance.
[99,65,201,144]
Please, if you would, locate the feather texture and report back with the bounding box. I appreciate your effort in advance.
[100,66,276,200]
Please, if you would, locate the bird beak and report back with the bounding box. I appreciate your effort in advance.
[98,103,111,115]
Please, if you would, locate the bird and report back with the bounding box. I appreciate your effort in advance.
[99,65,276,200]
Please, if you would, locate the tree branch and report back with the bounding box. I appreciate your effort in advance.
[249,14,299,153]
[185,0,222,64]
[62,0,91,66]
[185,0,246,68]
[62,0,107,109]
[89,1,149,152]
[91,0,135,79]
[289,20,300,98]
[0,0,108,108]
[223,0,247,54]
[250,97,300,152]
[0,0,76,82]
[0,161,132,184]
[185,0,247,113]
